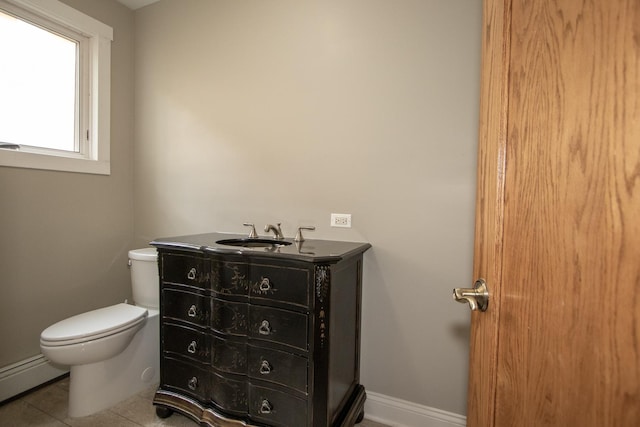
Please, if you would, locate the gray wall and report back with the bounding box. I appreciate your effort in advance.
[0,0,135,367]
[134,0,481,415]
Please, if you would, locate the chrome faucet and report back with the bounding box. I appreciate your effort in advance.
[264,223,284,240]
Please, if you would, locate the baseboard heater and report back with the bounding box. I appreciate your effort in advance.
[0,354,68,403]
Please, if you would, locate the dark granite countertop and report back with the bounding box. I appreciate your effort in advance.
[150,232,371,263]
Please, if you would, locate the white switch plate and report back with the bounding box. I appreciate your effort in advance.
[330,213,352,228]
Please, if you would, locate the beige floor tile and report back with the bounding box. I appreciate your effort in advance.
[0,399,67,427]
[63,410,141,427]
[109,393,160,425]
[20,383,69,421]
[110,388,195,427]
[148,411,200,427]
[52,376,70,392]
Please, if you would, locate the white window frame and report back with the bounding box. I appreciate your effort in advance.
[0,0,113,175]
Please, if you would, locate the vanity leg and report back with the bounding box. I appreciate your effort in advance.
[355,409,365,424]
[155,405,173,419]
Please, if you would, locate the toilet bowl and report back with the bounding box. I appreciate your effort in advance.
[40,248,160,418]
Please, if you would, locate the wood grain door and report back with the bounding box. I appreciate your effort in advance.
[466,0,640,426]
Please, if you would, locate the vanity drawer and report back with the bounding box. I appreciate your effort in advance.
[212,336,247,375]
[210,370,248,416]
[163,323,209,363]
[162,253,209,288]
[162,288,209,327]
[162,357,209,402]
[249,384,307,427]
[249,306,308,351]
[249,264,310,307]
[210,259,249,296]
[211,298,248,336]
[248,345,308,393]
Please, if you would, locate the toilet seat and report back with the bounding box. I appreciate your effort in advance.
[41,303,147,347]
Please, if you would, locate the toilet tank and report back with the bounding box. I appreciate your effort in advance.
[128,248,159,309]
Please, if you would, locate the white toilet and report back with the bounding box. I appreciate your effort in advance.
[40,248,160,418]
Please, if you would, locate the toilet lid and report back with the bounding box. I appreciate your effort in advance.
[41,303,147,346]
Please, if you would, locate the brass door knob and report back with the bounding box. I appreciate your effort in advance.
[453,279,489,311]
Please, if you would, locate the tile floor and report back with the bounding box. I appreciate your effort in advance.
[0,376,389,427]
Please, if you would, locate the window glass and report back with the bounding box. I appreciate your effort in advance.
[0,9,78,152]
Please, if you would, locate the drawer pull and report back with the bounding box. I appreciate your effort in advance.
[188,305,198,318]
[187,340,197,354]
[187,267,197,280]
[187,376,198,391]
[259,360,272,375]
[258,320,271,335]
[259,399,273,414]
[259,278,271,292]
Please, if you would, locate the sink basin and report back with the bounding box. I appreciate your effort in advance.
[216,238,293,248]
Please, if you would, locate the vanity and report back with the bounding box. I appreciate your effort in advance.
[150,232,371,427]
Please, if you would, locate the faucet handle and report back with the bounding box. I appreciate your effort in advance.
[295,226,315,242]
[243,223,258,238]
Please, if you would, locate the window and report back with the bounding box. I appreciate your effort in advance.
[0,0,113,175]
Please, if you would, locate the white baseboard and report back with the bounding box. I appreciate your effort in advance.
[0,354,68,402]
[364,391,466,427]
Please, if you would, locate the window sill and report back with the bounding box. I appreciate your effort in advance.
[0,149,110,175]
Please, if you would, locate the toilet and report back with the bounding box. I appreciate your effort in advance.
[40,248,160,418]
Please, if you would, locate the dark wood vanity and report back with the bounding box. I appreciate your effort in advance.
[150,233,371,427]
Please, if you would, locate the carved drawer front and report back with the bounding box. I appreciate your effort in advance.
[162,253,209,287]
[210,370,248,416]
[163,357,209,402]
[211,298,248,336]
[249,264,309,307]
[162,288,209,327]
[247,344,308,393]
[249,306,308,351]
[211,260,249,296]
[249,384,307,427]
[163,323,209,363]
[212,336,247,375]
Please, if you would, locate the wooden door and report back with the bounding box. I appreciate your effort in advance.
[466,0,640,426]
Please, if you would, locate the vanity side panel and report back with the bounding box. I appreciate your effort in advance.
[328,255,363,423]
[311,264,331,426]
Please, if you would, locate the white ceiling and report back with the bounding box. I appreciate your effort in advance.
[117,0,159,10]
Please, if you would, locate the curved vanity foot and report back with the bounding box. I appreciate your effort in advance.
[155,405,174,419]
[336,384,367,426]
